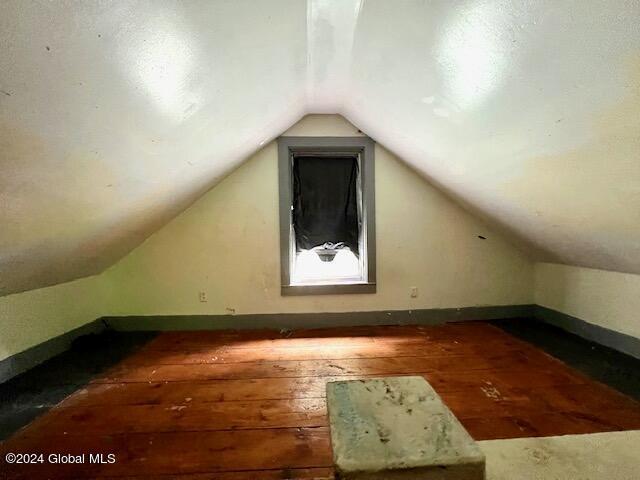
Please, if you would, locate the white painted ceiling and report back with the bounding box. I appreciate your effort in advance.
[1,0,639,296]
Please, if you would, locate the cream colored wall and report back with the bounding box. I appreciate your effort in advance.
[101,115,534,316]
[0,274,105,361]
[535,262,640,339]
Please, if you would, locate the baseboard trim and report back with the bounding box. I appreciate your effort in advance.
[0,319,105,384]
[101,304,535,331]
[534,305,640,360]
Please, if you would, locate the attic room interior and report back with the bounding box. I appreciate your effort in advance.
[1,0,639,478]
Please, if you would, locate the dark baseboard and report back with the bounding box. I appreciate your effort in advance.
[534,305,640,360]
[0,319,105,384]
[2,303,639,384]
[101,304,535,331]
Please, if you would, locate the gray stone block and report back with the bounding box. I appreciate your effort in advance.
[326,376,485,479]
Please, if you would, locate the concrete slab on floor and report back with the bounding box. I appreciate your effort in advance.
[327,376,485,479]
[479,430,640,480]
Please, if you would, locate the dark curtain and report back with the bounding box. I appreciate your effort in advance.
[292,156,360,255]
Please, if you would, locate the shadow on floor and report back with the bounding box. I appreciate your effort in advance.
[0,330,156,440]
[491,318,640,400]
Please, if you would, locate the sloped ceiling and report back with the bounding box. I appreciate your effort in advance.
[1,0,639,296]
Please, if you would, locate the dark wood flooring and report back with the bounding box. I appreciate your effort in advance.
[2,323,640,479]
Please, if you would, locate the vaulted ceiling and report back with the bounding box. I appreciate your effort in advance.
[1,0,639,296]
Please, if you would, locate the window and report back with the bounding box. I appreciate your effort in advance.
[278,136,376,295]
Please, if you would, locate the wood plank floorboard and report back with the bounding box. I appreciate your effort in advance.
[95,351,549,383]
[96,468,335,479]
[56,368,586,409]
[25,398,328,436]
[119,340,524,365]
[2,323,640,479]
[0,427,332,478]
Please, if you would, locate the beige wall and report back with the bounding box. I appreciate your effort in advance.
[535,262,640,339]
[101,115,534,316]
[0,275,104,361]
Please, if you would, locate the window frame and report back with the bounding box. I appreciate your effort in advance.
[278,136,376,296]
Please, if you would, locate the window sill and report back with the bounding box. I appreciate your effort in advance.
[281,282,376,296]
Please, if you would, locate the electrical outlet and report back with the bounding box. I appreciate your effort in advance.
[198,291,207,303]
[410,287,418,298]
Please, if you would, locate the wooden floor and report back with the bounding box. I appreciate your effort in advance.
[2,323,640,479]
